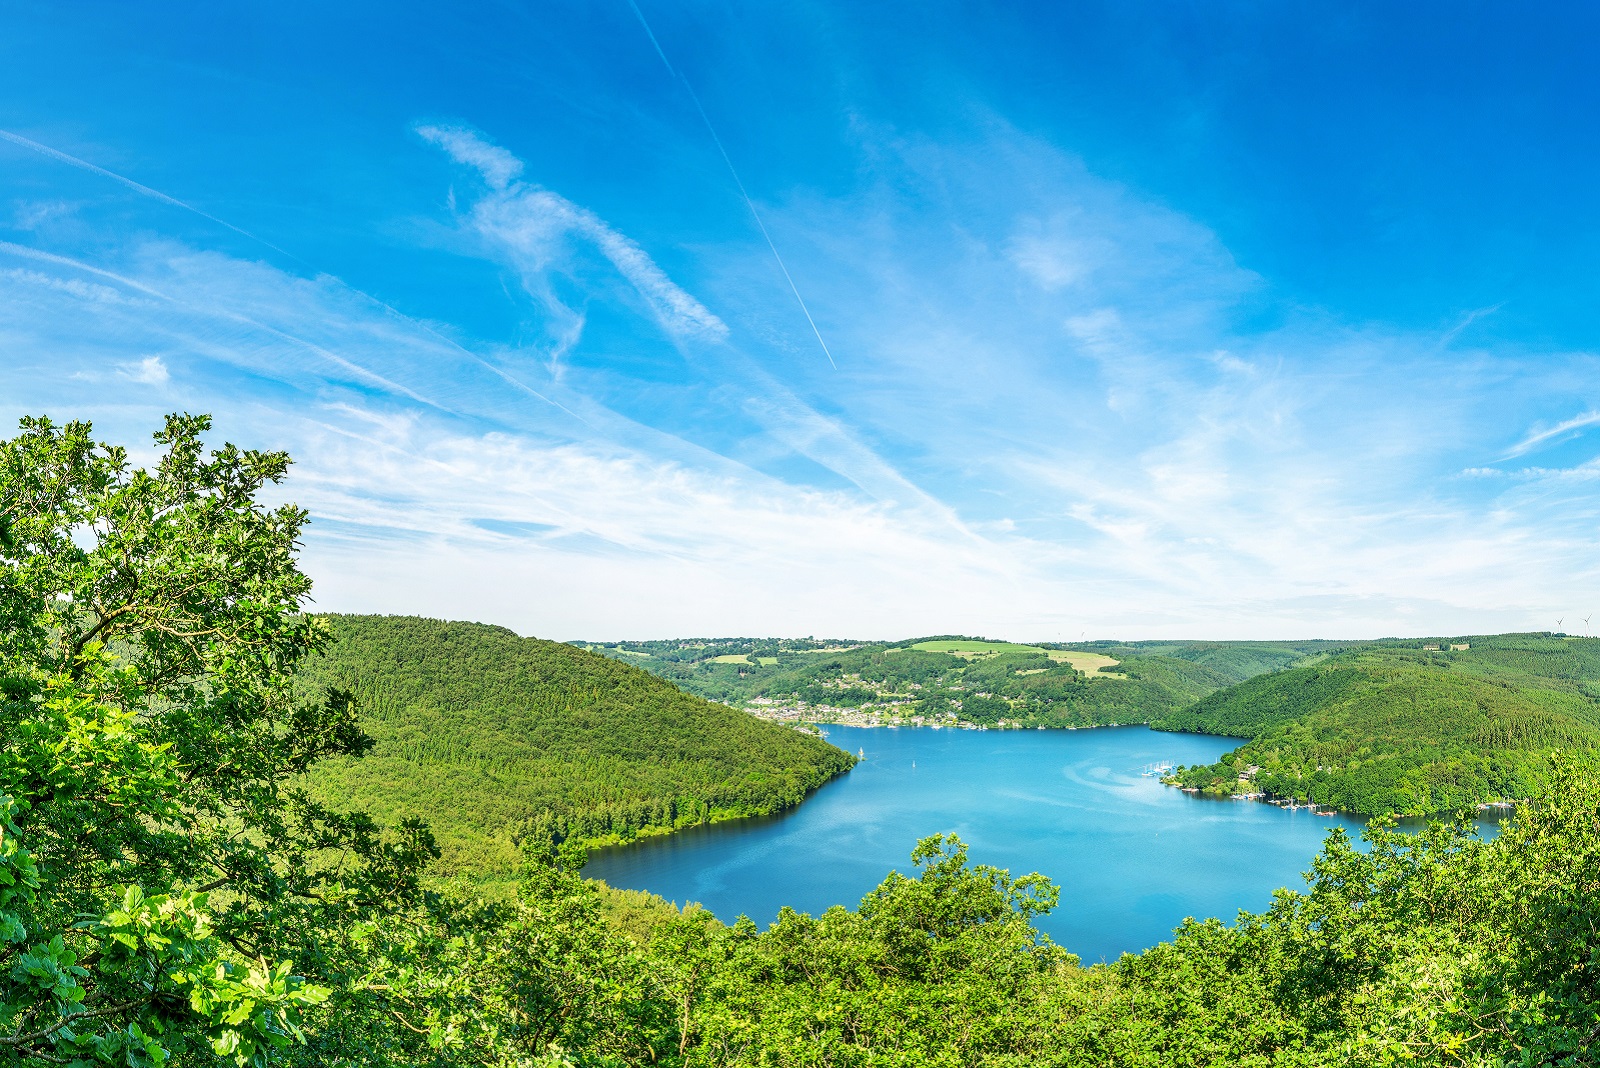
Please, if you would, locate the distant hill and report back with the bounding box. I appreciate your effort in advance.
[578,631,1600,817]
[297,615,856,874]
[578,636,1337,729]
[1079,638,1361,683]
[1161,635,1600,815]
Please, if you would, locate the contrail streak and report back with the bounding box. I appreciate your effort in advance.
[625,0,838,370]
[0,239,441,407]
[0,128,294,258]
[0,129,589,425]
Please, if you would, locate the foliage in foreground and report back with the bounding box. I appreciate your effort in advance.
[697,767,1600,1066]
[5,412,1598,1067]
[0,415,373,1065]
[300,761,1600,1067]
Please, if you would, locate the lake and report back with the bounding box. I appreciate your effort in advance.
[586,725,1384,961]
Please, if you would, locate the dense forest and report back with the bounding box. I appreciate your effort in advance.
[296,615,856,874]
[1078,638,1362,683]
[1162,636,1600,815]
[522,771,1600,1067]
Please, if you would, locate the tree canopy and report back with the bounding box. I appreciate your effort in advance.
[0,414,378,1065]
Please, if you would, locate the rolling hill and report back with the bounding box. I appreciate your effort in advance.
[1161,634,1600,814]
[578,635,1323,728]
[1079,637,1360,683]
[296,615,856,874]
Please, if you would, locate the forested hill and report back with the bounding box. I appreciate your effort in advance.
[297,615,856,873]
[1077,637,1360,682]
[1162,634,1600,815]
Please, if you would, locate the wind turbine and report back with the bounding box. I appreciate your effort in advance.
[1557,618,1564,635]
[1586,614,1593,638]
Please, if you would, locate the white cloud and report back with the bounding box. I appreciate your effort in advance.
[3,117,1598,641]
[419,124,728,344]
[2,264,149,305]
[1009,231,1092,289]
[416,124,524,191]
[1503,410,1600,459]
[12,199,77,230]
[121,355,168,384]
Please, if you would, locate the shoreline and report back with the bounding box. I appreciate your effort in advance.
[1163,780,1521,823]
[805,721,1517,825]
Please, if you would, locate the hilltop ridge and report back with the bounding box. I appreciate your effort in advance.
[582,631,1600,817]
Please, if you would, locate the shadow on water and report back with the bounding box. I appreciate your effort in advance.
[583,771,852,874]
[583,725,1503,962]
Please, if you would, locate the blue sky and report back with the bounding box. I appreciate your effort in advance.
[3,1,1598,640]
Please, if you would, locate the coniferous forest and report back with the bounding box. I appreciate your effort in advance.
[3,415,1598,1067]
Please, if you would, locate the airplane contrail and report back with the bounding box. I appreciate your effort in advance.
[0,128,295,258]
[625,0,838,371]
[0,238,442,407]
[0,128,590,425]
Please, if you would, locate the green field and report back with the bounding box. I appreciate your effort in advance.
[597,636,1228,729]
[1046,650,1125,676]
[906,641,1126,675]
[908,638,1047,657]
[590,631,1600,818]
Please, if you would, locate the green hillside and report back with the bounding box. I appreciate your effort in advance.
[1162,635,1600,814]
[572,630,1600,817]
[1084,637,1360,682]
[297,615,856,873]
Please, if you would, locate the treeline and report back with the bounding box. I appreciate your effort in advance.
[917,651,1231,727]
[1161,636,1600,815]
[298,615,856,872]
[584,636,858,663]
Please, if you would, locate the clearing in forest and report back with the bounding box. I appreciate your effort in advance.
[910,639,1045,657]
[907,641,1126,678]
[1047,650,1125,677]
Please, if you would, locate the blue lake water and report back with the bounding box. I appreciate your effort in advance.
[584,725,1474,962]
